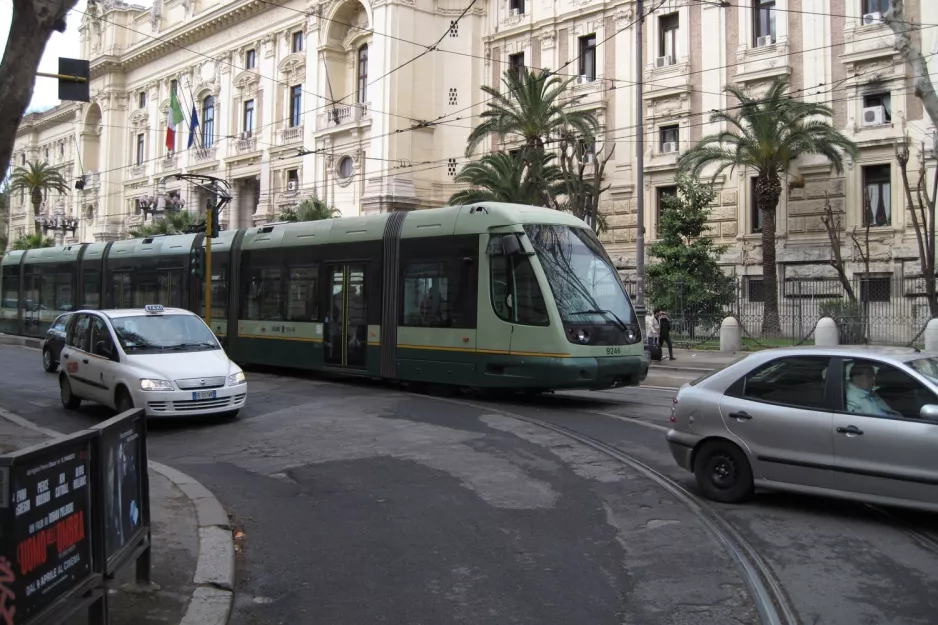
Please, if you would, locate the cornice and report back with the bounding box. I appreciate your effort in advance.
[96,0,269,74]
[15,104,81,138]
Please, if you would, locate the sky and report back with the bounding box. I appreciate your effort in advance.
[0,0,89,112]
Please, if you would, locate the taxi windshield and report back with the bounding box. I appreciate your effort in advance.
[111,314,220,352]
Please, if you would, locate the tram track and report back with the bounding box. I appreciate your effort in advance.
[413,392,802,625]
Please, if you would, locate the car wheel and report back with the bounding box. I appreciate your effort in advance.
[115,389,134,414]
[42,348,56,373]
[60,376,81,410]
[693,440,754,504]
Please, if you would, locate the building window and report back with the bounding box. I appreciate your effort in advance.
[135,133,145,165]
[44,148,49,161]
[747,277,764,302]
[862,164,892,226]
[862,92,892,123]
[20,153,25,165]
[509,52,525,82]
[287,168,299,191]
[338,156,353,179]
[59,143,64,157]
[660,125,679,152]
[659,13,679,61]
[578,140,596,164]
[202,96,215,148]
[579,35,597,81]
[138,91,147,109]
[657,186,677,234]
[357,45,368,104]
[290,85,302,127]
[245,48,256,69]
[509,0,524,14]
[750,177,763,233]
[860,274,891,303]
[243,99,255,133]
[170,79,178,94]
[753,0,776,45]
[292,31,304,53]
[862,0,889,15]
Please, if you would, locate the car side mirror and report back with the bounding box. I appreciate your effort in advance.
[919,405,938,421]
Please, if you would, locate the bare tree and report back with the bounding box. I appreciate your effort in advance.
[820,192,858,302]
[0,0,78,184]
[895,135,938,316]
[884,0,938,152]
[554,129,615,231]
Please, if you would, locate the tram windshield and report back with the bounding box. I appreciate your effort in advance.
[523,224,636,327]
[111,314,220,353]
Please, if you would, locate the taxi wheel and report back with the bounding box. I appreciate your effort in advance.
[60,376,81,410]
[43,348,56,373]
[116,389,134,414]
[693,440,754,504]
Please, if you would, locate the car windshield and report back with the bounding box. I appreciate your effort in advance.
[907,357,938,382]
[111,314,220,352]
[523,224,636,326]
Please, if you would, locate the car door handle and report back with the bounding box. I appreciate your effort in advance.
[62,353,69,359]
[729,411,752,421]
[82,358,89,364]
[836,425,864,436]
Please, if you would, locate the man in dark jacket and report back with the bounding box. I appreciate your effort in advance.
[657,309,675,360]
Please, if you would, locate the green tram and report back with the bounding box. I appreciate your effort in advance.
[0,203,647,390]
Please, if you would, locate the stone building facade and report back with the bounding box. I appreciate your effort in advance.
[6,0,938,293]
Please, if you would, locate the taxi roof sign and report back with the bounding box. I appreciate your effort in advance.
[144,304,165,314]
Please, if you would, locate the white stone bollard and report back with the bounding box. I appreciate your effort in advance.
[720,317,742,352]
[924,318,938,352]
[815,317,839,347]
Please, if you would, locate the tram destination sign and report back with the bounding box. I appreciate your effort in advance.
[0,432,95,624]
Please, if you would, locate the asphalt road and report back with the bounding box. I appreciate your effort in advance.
[1,344,937,624]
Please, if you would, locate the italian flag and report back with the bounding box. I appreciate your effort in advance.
[165,89,184,152]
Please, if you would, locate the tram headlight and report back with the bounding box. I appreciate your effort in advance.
[568,327,591,344]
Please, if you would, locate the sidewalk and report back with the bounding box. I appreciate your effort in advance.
[0,411,233,625]
[643,348,743,388]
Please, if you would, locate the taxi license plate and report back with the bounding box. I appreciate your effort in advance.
[192,390,216,401]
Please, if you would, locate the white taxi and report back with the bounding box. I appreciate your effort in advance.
[58,305,247,418]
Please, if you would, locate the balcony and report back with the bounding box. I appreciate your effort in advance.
[317,103,370,131]
[190,146,218,165]
[128,164,147,179]
[160,154,178,172]
[280,125,304,145]
[236,136,257,154]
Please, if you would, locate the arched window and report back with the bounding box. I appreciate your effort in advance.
[202,96,215,148]
[357,45,368,104]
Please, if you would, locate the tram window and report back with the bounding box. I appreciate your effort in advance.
[198,258,228,319]
[287,266,319,321]
[490,252,549,326]
[1,266,19,314]
[111,273,133,308]
[158,270,183,308]
[402,262,451,327]
[22,272,40,317]
[82,271,100,308]
[133,273,159,308]
[245,267,283,320]
[55,273,74,311]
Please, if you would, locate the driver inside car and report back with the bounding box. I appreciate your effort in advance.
[846,363,902,418]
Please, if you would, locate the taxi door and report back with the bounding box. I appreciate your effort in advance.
[84,315,120,405]
[61,313,96,399]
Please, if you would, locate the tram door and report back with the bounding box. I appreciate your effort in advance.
[324,264,367,368]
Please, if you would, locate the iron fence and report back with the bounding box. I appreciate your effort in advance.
[623,276,936,349]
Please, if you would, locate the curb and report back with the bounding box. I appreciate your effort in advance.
[649,364,717,374]
[0,334,43,350]
[0,406,235,625]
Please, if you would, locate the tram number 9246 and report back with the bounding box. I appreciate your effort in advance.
[606,347,622,355]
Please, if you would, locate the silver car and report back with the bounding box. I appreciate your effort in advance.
[666,346,938,512]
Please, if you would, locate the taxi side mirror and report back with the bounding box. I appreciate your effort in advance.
[919,404,938,421]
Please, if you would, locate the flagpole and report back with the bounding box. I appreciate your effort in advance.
[183,75,205,150]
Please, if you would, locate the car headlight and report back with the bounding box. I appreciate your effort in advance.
[140,378,173,391]
[227,371,246,386]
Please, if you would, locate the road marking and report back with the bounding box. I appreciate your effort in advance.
[578,409,671,433]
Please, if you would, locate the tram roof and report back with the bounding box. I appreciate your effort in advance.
[241,202,588,251]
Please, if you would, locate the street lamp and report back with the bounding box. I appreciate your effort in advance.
[35,209,80,245]
[137,191,185,221]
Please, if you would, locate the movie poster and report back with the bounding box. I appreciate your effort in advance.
[1,437,93,623]
[102,421,143,562]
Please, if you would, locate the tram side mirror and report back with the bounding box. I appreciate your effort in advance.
[502,234,522,256]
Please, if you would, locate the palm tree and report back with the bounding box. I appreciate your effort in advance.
[129,210,200,238]
[12,232,54,250]
[448,151,563,206]
[279,198,341,222]
[8,161,70,234]
[466,68,599,201]
[677,78,859,335]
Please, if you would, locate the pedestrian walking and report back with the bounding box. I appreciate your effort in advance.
[646,310,661,361]
[657,309,675,360]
